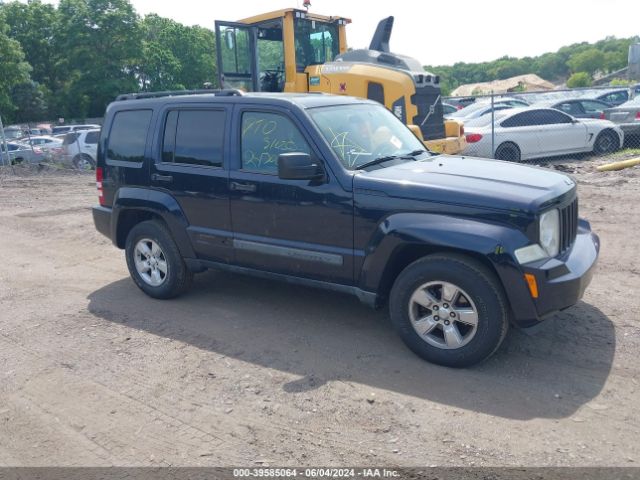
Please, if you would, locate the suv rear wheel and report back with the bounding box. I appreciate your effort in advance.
[125,220,193,299]
[73,154,95,170]
[389,254,509,367]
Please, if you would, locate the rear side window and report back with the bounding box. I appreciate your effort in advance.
[162,109,225,167]
[85,131,100,144]
[107,110,152,162]
[62,132,80,145]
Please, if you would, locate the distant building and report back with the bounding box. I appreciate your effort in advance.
[629,44,640,80]
[451,74,555,97]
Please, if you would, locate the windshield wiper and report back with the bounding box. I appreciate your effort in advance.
[356,149,430,170]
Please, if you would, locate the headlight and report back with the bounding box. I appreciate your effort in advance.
[539,209,560,257]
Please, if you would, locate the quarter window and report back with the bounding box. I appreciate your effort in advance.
[107,110,152,162]
[241,112,311,174]
[162,110,225,167]
[85,131,100,144]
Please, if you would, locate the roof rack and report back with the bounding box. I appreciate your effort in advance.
[115,89,245,101]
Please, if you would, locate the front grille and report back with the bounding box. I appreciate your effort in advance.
[559,198,578,253]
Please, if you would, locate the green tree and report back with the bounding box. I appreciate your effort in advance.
[566,72,592,88]
[140,14,217,91]
[1,1,61,87]
[0,12,32,123]
[1,0,62,119]
[56,0,142,118]
[11,80,47,122]
[567,48,605,75]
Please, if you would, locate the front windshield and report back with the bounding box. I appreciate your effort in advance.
[309,104,426,170]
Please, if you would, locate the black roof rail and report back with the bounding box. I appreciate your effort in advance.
[114,89,245,101]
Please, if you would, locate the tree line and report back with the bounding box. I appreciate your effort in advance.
[0,0,217,124]
[426,35,639,96]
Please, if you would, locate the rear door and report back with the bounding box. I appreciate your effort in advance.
[580,100,609,119]
[215,21,258,92]
[83,130,100,160]
[150,104,233,263]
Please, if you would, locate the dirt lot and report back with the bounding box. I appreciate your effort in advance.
[0,156,638,467]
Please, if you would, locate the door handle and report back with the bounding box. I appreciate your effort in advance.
[151,173,173,183]
[230,181,257,193]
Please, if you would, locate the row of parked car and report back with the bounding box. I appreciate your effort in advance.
[443,87,640,162]
[1,124,100,168]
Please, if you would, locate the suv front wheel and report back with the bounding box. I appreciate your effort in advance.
[389,254,509,368]
[125,220,193,299]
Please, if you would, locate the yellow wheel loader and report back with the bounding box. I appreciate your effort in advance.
[215,9,465,154]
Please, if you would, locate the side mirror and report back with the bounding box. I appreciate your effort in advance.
[224,29,235,50]
[278,152,324,180]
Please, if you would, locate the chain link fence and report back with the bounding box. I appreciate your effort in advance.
[445,84,640,164]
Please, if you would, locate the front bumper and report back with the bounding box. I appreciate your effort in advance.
[516,219,600,326]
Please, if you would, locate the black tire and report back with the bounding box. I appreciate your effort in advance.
[389,254,509,368]
[12,157,24,165]
[494,142,521,162]
[593,130,619,155]
[73,154,96,170]
[125,220,193,299]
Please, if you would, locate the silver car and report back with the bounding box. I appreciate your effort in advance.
[603,96,640,140]
[0,142,46,165]
[447,97,529,121]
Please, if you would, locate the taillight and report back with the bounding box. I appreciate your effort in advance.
[466,133,483,143]
[636,112,640,120]
[457,105,463,110]
[96,167,105,205]
[599,112,605,119]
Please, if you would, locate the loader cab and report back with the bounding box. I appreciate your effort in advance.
[215,9,349,93]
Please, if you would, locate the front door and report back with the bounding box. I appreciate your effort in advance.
[215,21,258,92]
[228,107,354,285]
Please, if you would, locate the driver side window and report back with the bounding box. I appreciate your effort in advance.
[241,112,311,174]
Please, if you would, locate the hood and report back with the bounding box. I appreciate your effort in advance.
[353,155,576,214]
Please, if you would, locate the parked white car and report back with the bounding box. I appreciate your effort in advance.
[463,107,624,161]
[62,129,100,169]
[17,136,64,162]
[0,142,46,165]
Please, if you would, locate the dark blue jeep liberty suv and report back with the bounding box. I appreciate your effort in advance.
[92,90,600,367]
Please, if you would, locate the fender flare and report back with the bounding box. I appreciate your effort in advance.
[110,187,196,259]
[358,212,535,319]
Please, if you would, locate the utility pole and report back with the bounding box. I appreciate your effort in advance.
[0,114,10,167]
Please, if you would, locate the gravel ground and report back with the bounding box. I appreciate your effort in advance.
[0,156,638,467]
